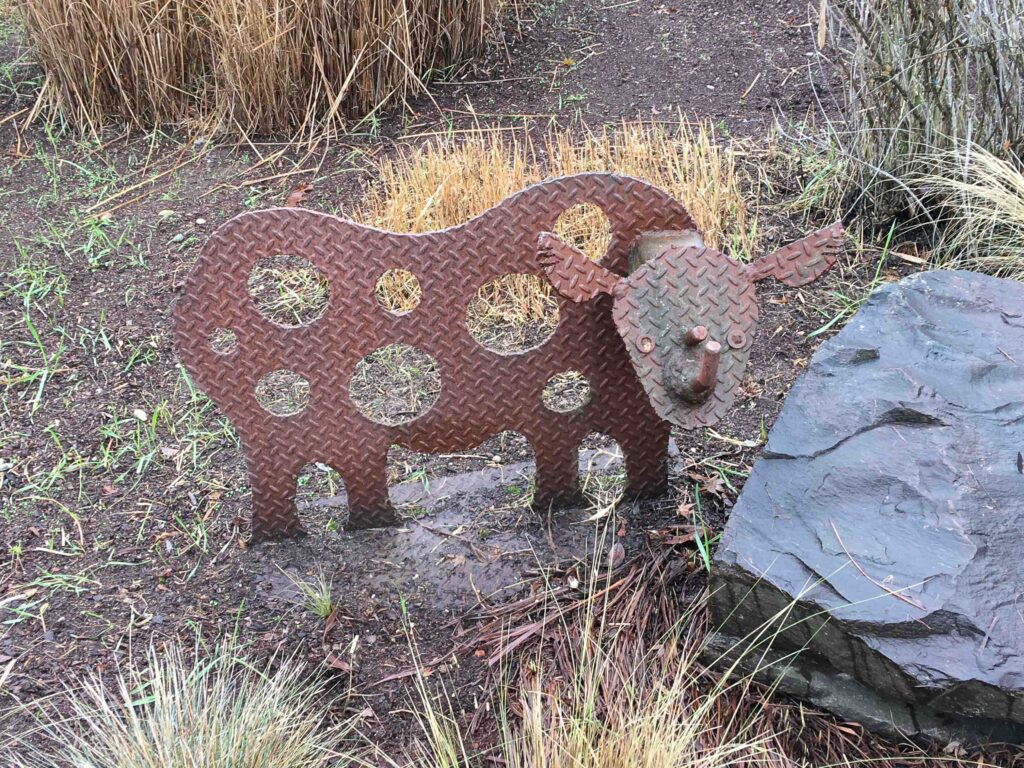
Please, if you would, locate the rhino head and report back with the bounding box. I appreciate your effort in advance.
[538,221,844,430]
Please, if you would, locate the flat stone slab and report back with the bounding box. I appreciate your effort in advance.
[709,270,1024,743]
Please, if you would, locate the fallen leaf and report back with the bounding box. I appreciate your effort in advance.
[608,542,625,569]
[286,182,312,207]
[325,653,352,673]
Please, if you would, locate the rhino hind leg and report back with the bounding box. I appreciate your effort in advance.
[248,450,306,540]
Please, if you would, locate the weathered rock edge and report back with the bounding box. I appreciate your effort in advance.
[708,270,1024,744]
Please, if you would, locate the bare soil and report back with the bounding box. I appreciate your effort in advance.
[2,0,1003,764]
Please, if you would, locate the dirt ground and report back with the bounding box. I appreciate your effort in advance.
[0,0,967,761]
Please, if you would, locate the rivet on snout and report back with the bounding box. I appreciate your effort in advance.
[637,335,655,354]
[727,328,746,349]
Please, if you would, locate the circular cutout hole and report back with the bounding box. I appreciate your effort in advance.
[247,255,329,327]
[542,371,591,412]
[255,369,310,416]
[466,274,559,354]
[375,269,422,314]
[349,344,440,426]
[554,203,612,262]
[209,327,238,355]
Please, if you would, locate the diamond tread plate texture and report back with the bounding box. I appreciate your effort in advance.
[173,174,694,539]
[749,221,845,286]
[613,245,757,429]
[537,231,621,303]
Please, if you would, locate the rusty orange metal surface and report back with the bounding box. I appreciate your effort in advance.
[173,174,694,539]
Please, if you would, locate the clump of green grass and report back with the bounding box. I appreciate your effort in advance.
[281,563,336,619]
[10,638,347,768]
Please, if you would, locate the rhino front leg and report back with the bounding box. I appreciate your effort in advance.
[531,432,583,511]
[342,448,401,529]
[620,420,670,500]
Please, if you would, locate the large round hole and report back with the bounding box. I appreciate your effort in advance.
[255,369,310,416]
[466,274,559,354]
[349,344,440,425]
[247,255,329,327]
[542,371,591,412]
[554,203,612,262]
[209,327,238,355]
[375,268,422,315]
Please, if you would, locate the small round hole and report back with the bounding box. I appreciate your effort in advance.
[542,371,591,412]
[349,344,441,426]
[247,255,329,327]
[554,203,612,262]
[209,328,238,355]
[466,274,559,354]
[375,269,422,314]
[255,369,310,416]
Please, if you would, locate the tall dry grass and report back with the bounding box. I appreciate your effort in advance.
[823,0,1024,227]
[379,531,997,768]
[351,120,758,323]
[17,0,511,135]
[920,145,1024,280]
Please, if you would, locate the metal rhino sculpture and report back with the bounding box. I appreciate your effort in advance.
[173,173,841,539]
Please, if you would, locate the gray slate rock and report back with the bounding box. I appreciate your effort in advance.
[709,270,1024,744]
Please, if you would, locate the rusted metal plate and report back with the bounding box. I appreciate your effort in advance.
[537,231,622,303]
[749,221,845,286]
[612,242,758,430]
[173,174,694,539]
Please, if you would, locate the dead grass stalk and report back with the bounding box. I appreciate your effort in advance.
[17,0,513,135]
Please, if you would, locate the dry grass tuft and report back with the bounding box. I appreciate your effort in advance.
[16,0,512,135]
[10,638,346,768]
[351,120,758,324]
[921,145,1024,280]
[389,535,994,768]
[823,0,1024,226]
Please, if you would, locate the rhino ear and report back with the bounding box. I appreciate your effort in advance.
[537,231,622,303]
[748,221,844,287]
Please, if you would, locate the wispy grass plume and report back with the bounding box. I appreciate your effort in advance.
[921,145,1024,280]
[10,638,347,768]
